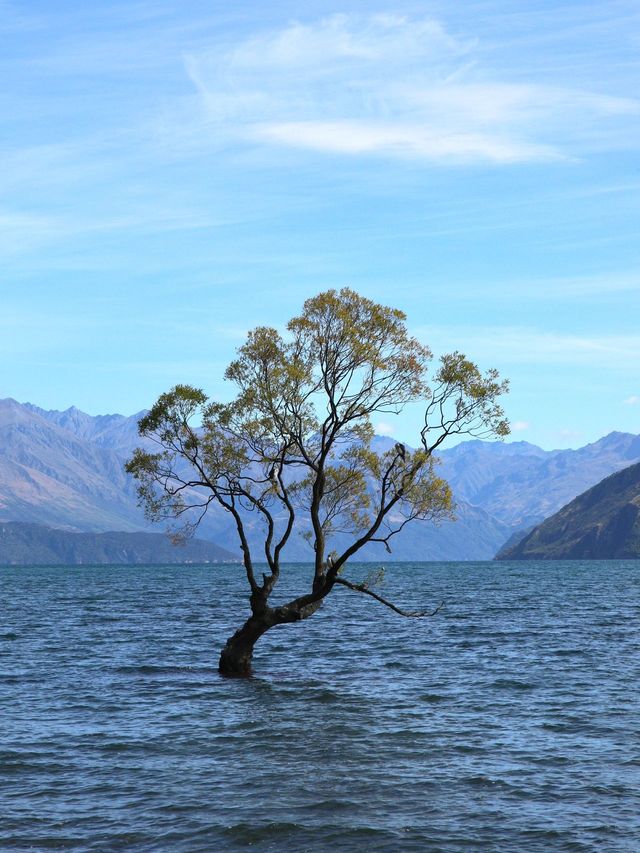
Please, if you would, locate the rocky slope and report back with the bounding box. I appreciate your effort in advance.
[495,462,640,560]
[0,399,146,532]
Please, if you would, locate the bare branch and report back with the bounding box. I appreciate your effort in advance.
[334,577,444,618]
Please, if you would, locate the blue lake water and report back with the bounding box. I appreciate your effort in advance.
[1,561,638,852]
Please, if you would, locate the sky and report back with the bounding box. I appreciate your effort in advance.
[1,0,639,449]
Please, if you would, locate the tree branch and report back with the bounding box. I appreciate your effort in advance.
[333,577,444,618]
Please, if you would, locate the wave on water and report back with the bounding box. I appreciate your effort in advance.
[1,560,638,852]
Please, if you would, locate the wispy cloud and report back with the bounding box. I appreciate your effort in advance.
[414,325,640,370]
[229,14,466,67]
[624,395,640,405]
[528,271,640,298]
[0,201,224,261]
[512,421,530,431]
[186,13,640,165]
[468,270,640,302]
[255,121,558,164]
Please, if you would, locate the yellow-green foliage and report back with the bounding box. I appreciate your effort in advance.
[126,288,508,563]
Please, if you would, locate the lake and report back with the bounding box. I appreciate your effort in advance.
[1,561,638,851]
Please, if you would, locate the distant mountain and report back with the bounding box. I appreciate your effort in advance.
[436,432,640,528]
[278,498,513,562]
[0,398,147,532]
[0,522,239,565]
[2,397,640,561]
[24,403,148,455]
[0,399,514,560]
[496,462,640,560]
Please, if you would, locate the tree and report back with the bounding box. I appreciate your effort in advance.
[126,289,509,676]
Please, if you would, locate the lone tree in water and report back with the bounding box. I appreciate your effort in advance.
[126,289,509,676]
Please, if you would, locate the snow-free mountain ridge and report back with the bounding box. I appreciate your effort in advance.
[1,398,639,561]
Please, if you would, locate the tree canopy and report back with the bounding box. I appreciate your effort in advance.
[126,288,509,675]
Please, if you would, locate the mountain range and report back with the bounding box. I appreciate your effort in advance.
[1,397,639,561]
[434,432,640,527]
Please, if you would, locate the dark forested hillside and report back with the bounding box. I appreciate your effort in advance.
[0,522,239,565]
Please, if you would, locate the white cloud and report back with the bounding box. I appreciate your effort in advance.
[185,13,640,165]
[514,271,640,299]
[414,325,640,370]
[624,395,640,405]
[226,14,466,69]
[375,421,395,437]
[512,421,530,431]
[440,270,640,303]
[255,121,558,164]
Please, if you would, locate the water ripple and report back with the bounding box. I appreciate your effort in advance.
[1,560,639,852]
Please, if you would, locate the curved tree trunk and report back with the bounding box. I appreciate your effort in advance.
[218,614,275,677]
[218,596,327,676]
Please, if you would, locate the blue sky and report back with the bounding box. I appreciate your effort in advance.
[2,0,639,449]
